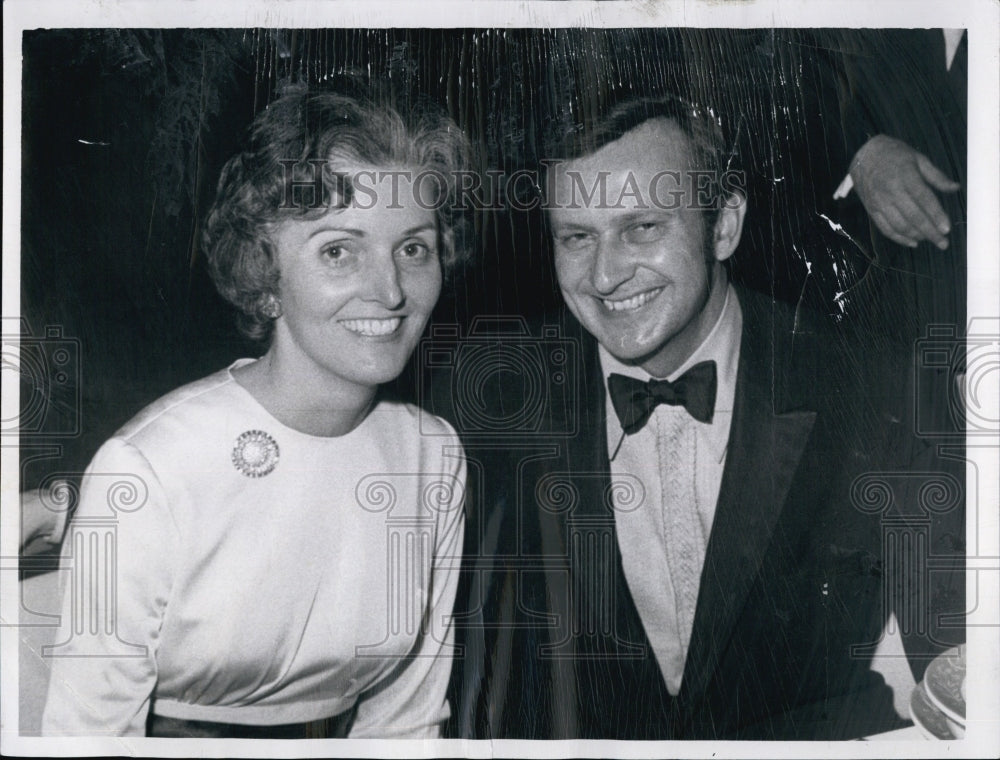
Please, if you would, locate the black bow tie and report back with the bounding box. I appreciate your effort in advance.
[608,361,717,433]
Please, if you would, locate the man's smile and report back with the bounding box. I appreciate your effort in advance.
[601,286,664,312]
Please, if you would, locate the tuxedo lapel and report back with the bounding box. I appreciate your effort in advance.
[679,294,817,707]
[564,313,612,488]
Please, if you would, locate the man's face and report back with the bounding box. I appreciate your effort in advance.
[548,118,744,377]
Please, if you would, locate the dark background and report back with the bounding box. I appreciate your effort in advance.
[18,28,911,488]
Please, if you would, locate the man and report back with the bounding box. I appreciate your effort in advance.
[444,95,964,740]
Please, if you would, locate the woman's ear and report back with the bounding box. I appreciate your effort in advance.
[712,191,748,262]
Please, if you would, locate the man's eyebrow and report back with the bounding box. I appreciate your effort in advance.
[550,220,595,233]
[618,209,672,222]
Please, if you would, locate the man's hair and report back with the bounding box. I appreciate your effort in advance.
[203,85,473,342]
[543,94,735,227]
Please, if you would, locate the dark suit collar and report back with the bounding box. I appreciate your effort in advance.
[678,288,818,703]
[558,306,614,497]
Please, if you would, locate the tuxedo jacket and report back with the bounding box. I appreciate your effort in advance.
[440,287,965,740]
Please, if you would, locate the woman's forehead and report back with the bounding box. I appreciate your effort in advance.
[275,159,445,216]
[275,188,437,238]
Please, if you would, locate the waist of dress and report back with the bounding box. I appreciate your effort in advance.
[150,695,359,736]
[148,704,358,739]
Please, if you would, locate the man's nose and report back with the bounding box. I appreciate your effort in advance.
[364,255,405,309]
[591,237,635,295]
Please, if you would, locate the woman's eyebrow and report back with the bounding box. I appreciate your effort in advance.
[307,226,365,240]
[306,223,435,241]
[400,223,436,237]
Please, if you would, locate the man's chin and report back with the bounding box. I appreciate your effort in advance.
[595,334,659,366]
[568,307,668,364]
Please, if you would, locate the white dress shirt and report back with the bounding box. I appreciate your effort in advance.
[600,285,742,695]
[943,28,965,72]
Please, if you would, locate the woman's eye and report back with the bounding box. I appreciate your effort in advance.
[320,243,351,263]
[398,241,433,260]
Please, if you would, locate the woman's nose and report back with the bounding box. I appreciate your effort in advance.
[365,256,405,309]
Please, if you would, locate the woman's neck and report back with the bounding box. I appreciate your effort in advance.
[232,350,377,437]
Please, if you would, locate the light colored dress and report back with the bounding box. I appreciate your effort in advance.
[41,360,466,737]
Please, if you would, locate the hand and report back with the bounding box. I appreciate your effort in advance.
[849,135,960,249]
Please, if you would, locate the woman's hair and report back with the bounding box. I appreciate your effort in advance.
[203,85,473,342]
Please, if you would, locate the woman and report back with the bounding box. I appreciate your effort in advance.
[41,86,470,738]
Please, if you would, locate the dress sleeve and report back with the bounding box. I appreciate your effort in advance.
[41,437,178,736]
[348,430,467,738]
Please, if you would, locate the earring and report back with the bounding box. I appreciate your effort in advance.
[260,293,282,320]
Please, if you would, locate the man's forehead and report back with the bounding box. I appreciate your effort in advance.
[549,119,697,215]
[555,118,694,177]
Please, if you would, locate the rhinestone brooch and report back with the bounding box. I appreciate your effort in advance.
[231,429,279,478]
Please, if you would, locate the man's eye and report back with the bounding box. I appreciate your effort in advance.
[623,222,664,244]
[557,233,592,250]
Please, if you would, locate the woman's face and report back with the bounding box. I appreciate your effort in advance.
[266,166,443,394]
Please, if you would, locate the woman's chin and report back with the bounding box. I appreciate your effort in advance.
[342,361,411,390]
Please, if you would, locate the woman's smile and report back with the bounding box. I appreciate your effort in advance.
[338,316,405,337]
